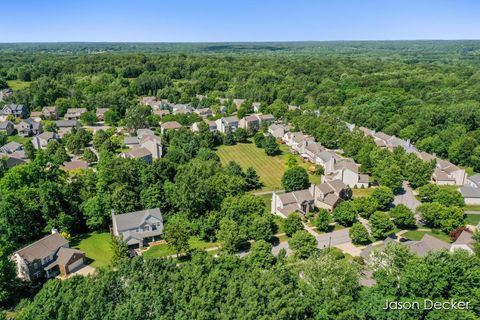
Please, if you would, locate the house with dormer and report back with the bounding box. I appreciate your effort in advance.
[111,208,164,248]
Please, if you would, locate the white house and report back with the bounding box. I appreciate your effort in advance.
[459,186,480,205]
[215,116,239,134]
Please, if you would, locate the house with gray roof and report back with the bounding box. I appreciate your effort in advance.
[55,120,81,137]
[11,230,85,281]
[17,118,42,137]
[112,208,164,248]
[215,116,239,134]
[0,121,14,135]
[450,230,474,255]
[467,174,480,188]
[194,107,213,118]
[0,104,28,120]
[271,180,349,218]
[32,132,58,150]
[64,108,87,120]
[459,186,480,205]
[268,124,291,139]
[403,234,450,257]
[0,141,23,154]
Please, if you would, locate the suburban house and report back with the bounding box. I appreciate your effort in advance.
[10,230,85,281]
[55,120,81,137]
[259,114,275,125]
[288,105,300,111]
[42,106,58,119]
[64,108,87,121]
[252,102,261,113]
[268,124,291,139]
[403,234,450,257]
[160,121,182,134]
[215,116,239,134]
[314,150,339,167]
[32,132,59,149]
[30,111,43,122]
[450,230,475,255]
[0,104,28,120]
[233,98,246,109]
[271,180,349,218]
[0,88,12,101]
[194,107,213,118]
[141,96,157,107]
[283,132,315,154]
[61,160,89,171]
[0,121,15,135]
[121,147,153,164]
[153,109,171,117]
[17,118,42,137]
[138,134,162,159]
[0,141,23,154]
[137,129,155,138]
[0,153,26,168]
[96,108,109,121]
[458,186,480,205]
[172,104,193,115]
[192,120,217,132]
[467,174,480,188]
[323,158,369,188]
[239,115,261,131]
[111,208,164,248]
[432,159,467,186]
[124,136,140,148]
[298,141,325,162]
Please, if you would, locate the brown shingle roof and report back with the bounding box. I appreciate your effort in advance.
[15,233,69,263]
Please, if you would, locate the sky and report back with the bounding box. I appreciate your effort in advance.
[1,0,479,42]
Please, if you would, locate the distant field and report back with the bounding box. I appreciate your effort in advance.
[6,79,31,90]
[217,141,321,191]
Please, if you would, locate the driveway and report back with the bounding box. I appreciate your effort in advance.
[59,265,96,280]
[316,228,351,249]
[393,181,421,212]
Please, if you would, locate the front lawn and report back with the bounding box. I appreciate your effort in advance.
[466,214,480,225]
[143,237,218,258]
[71,232,113,269]
[217,140,321,191]
[352,188,375,198]
[402,229,451,243]
[7,135,31,145]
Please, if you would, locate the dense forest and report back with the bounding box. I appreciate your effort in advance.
[1,41,480,319]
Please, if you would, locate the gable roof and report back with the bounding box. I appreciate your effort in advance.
[55,247,84,266]
[161,121,182,129]
[404,234,450,257]
[55,120,80,128]
[113,208,163,232]
[0,121,14,129]
[468,174,480,187]
[14,233,69,263]
[61,160,88,171]
[459,186,480,198]
[0,141,22,153]
[452,231,473,248]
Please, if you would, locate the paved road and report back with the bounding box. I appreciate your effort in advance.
[393,181,421,212]
[316,228,351,249]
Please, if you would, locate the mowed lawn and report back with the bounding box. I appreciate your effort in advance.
[217,141,321,191]
[72,232,113,269]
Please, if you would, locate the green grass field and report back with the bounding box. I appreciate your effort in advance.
[402,229,451,243]
[71,232,113,269]
[143,237,218,258]
[7,135,31,145]
[6,80,31,90]
[217,141,321,191]
[466,214,480,225]
[352,188,375,198]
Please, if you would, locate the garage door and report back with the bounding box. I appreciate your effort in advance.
[67,259,84,273]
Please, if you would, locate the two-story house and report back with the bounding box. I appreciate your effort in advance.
[64,108,87,121]
[17,118,42,137]
[0,121,15,136]
[0,104,28,121]
[32,132,59,149]
[11,230,85,281]
[215,116,239,134]
[42,106,59,119]
[111,208,164,248]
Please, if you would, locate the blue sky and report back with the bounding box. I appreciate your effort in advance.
[1,0,479,42]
